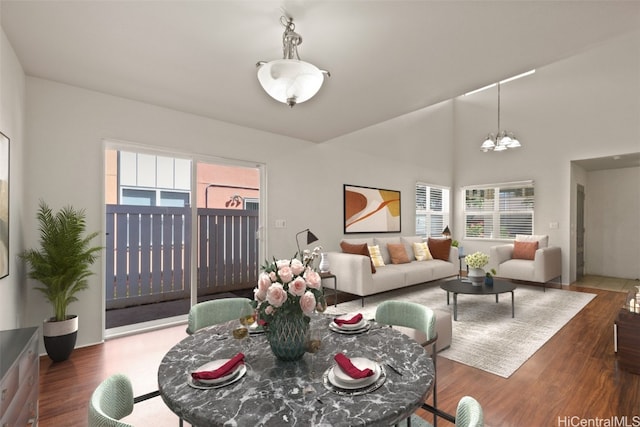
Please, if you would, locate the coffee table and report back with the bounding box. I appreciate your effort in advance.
[440,278,516,321]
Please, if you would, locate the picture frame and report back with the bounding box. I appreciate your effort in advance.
[0,131,8,279]
[344,184,401,234]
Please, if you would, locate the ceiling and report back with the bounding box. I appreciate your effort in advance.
[1,1,640,143]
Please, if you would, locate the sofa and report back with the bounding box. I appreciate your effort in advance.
[326,236,459,305]
[488,234,562,289]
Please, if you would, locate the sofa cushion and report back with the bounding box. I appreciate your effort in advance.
[427,238,452,261]
[368,245,386,267]
[373,237,402,265]
[516,234,548,249]
[513,240,538,260]
[412,242,433,261]
[340,241,376,273]
[388,243,411,264]
[400,236,423,260]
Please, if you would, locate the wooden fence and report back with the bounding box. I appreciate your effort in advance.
[105,205,259,309]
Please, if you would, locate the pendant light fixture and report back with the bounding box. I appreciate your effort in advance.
[481,82,522,152]
[256,16,330,107]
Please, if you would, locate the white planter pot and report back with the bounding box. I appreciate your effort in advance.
[468,268,485,286]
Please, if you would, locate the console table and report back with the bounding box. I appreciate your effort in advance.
[0,327,39,426]
[615,291,640,374]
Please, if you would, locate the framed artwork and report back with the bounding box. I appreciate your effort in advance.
[0,132,8,278]
[344,184,401,234]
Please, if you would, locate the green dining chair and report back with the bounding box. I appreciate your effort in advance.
[186,297,254,334]
[375,300,440,426]
[88,373,175,427]
[454,396,484,427]
[409,396,484,427]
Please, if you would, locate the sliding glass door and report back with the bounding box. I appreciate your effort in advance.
[104,144,262,335]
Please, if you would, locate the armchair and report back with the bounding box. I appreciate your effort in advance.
[489,235,561,290]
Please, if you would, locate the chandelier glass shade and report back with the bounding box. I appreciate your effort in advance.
[481,83,522,152]
[256,16,329,107]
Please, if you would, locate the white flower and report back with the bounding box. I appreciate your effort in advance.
[466,251,489,269]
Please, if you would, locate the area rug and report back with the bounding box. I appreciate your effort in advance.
[324,282,596,378]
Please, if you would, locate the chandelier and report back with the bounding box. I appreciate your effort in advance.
[481,82,522,152]
[256,16,330,107]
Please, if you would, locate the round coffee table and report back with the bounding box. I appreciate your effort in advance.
[440,279,516,321]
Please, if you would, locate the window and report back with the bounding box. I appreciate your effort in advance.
[463,181,534,239]
[415,183,450,237]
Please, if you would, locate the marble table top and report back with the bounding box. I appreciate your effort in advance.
[158,315,434,426]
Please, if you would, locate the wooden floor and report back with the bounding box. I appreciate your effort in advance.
[38,279,640,427]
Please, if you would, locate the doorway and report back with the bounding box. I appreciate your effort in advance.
[104,145,262,334]
[576,184,585,281]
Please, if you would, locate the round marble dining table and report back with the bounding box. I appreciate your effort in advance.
[157,315,434,426]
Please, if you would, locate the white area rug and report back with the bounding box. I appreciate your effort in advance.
[325,282,596,378]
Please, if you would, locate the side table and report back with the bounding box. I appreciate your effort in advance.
[320,272,338,307]
[458,254,468,279]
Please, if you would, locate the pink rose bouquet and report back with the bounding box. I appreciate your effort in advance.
[253,246,327,327]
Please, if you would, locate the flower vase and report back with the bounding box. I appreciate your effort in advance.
[266,314,309,361]
[468,268,485,286]
[319,252,330,273]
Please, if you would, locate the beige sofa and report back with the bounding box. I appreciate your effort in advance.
[489,234,562,289]
[326,236,458,306]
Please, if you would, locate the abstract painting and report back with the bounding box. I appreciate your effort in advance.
[344,184,401,234]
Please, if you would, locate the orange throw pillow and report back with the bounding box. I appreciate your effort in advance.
[427,238,452,261]
[513,241,538,260]
[340,241,376,273]
[388,243,410,264]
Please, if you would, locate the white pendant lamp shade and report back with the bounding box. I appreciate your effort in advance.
[257,59,325,106]
[256,16,329,108]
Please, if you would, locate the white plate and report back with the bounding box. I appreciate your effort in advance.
[329,362,381,389]
[332,357,380,385]
[188,364,247,390]
[248,323,265,335]
[191,359,244,385]
[332,314,365,330]
[329,322,371,335]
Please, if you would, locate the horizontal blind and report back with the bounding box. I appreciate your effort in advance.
[416,183,450,238]
[464,182,534,239]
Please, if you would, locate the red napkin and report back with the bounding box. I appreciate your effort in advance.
[191,353,245,380]
[334,353,374,379]
[334,313,363,326]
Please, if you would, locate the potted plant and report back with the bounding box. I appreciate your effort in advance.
[20,201,101,362]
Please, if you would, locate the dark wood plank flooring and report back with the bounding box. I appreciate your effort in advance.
[38,284,639,426]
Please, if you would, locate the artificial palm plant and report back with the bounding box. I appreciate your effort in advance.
[20,201,101,321]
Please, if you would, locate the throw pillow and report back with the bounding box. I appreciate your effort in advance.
[412,242,433,261]
[368,245,386,268]
[427,238,452,261]
[515,234,548,249]
[340,241,376,273]
[513,240,538,260]
[387,243,410,264]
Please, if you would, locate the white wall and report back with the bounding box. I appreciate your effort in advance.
[453,31,640,284]
[22,75,453,349]
[0,27,26,331]
[585,167,640,279]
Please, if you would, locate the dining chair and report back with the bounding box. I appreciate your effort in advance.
[186,297,254,334]
[454,396,484,427]
[88,373,177,427]
[409,395,484,427]
[375,300,442,426]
